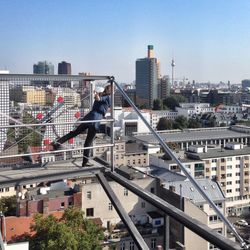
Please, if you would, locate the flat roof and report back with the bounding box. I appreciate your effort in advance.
[187,146,250,160]
[134,127,249,144]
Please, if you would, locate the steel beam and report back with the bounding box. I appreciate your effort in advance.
[105,170,242,250]
[0,74,110,82]
[0,166,103,189]
[96,172,149,250]
[113,80,247,248]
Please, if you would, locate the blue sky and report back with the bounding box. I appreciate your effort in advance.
[1,0,250,83]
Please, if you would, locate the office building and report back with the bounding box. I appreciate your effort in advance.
[242,79,250,89]
[33,61,54,86]
[158,75,171,99]
[33,61,54,75]
[58,61,71,75]
[136,45,159,108]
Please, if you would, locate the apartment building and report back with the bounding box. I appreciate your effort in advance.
[160,175,226,250]
[185,143,250,216]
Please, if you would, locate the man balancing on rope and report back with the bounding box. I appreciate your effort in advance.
[51,84,112,167]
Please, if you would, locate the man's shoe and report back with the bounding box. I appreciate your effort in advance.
[82,162,94,167]
[50,142,61,151]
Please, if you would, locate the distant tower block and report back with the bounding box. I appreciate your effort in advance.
[148,45,154,58]
[171,59,175,86]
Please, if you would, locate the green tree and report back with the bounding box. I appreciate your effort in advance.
[18,112,43,152]
[163,95,187,110]
[188,118,202,128]
[0,196,17,216]
[153,99,163,110]
[173,115,188,129]
[29,208,104,250]
[156,118,173,130]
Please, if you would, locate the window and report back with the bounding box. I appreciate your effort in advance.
[61,202,65,208]
[235,188,240,192]
[209,215,221,223]
[227,157,232,161]
[150,187,155,194]
[141,202,145,208]
[236,157,241,160]
[236,173,240,176]
[212,167,217,171]
[236,180,240,184]
[151,238,157,248]
[5,187,9,192]
[108,203,113,211]
[227,165,232,169]
[221,158,225,163]
[120,242,125,250]
[124,188,128,196]
[226,189,232,193]
[87,191,92,200]
[129,241,134,250]
[227,173,232,177]
[236,164,240,168]
[226,181,232,185]
[86,208,94,217]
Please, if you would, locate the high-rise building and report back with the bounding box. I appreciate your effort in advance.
[33,61,54,86]
[58,61,71,75]
[136,45,159,108]
[33,61,54,75]
[242,79,250,89]
[158,75,171,99]
[56,61,72,87]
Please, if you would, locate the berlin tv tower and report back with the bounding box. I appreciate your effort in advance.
[171,59,175,86]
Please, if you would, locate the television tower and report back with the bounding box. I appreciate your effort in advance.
[171,59,175,86]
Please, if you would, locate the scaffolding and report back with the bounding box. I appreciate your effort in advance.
[0,73,248,250]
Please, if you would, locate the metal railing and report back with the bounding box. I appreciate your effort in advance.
[0,74,247,249]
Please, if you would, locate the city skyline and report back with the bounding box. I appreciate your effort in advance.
[1,0,250,84]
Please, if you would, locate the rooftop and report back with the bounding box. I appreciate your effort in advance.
[163,179,225,203]
[186,146,250,160]
[133,127,250,144]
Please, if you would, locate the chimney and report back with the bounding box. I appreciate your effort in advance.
[148,45,154,58]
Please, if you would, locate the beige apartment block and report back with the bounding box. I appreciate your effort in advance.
[23,89,46,105]
[80,175,157,228]
[186,144,250,216]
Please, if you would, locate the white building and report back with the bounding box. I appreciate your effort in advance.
[150,110,178,129]
[111,107,151,136]
[176,103,214,118]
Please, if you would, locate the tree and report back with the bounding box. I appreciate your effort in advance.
[153,99,163,110]
[188,118,202,128]
[0,196,17,216]
[29,208,104,250]
[18,112,43,152]
[163,95,187,110]
[173,115,188,129]
[156,118,173,130]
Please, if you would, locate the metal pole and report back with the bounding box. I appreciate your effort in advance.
[113,80,247,249]
[164,215,169,250]
[106,170,242,250]
[96,172,149,250]
[109,77,115,172]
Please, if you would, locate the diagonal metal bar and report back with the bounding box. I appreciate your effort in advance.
[105,170,242,250]
[96,171,149,250]
[113,80,248,249]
